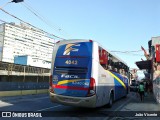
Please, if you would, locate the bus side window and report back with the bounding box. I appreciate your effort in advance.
[99,47,108,69]
[114,68,118,72]
[119,69,123,74]
[108,65,112,71]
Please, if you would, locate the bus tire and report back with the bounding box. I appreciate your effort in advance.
[108,93,113,108]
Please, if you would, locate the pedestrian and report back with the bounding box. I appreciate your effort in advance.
[146,81,150,95]
[148,81,153,93]
[135,82,139,97]
[138,82,145,101]
[144,81,147,96]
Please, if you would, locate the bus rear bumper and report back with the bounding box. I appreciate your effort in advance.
[49,92,96,108]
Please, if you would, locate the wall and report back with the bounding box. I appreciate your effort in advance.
[0,75,49,96]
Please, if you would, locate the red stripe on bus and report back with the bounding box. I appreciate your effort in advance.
[57,56,87,58]
[52,84,88,91]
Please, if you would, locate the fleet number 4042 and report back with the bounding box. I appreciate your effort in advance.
[65,60,78,65]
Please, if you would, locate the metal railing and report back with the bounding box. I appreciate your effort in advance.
[0,61,50,75]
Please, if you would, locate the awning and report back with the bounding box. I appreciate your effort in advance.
[135,60,151,70]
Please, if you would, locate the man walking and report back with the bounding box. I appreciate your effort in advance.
[138,82,145,101]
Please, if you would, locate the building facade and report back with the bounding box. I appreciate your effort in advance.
[136,36,160,103]
[0,22,55,68]
[150,37,160,104]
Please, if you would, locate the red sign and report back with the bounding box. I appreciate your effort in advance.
[156,44,160,62]
[99,49,108,64]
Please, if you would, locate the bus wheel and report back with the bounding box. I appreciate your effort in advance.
[108,93,113,108]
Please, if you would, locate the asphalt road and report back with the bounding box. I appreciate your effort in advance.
[0,93,159,120]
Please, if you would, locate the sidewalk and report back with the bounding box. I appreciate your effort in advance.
[109,92,160,120]
[104,92,160,120]
[121,92,160,111]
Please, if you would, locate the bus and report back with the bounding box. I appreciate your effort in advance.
[49,39,129,108]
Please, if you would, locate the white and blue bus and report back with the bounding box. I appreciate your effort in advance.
[49,39,129,108]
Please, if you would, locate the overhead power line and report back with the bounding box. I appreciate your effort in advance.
[0,16,147,57]
[0,19,6,23]
[0,7,65,40]
[110,49,144,53]
[0,19,59,40]
[21,1,71,38]
[110,51,144,56]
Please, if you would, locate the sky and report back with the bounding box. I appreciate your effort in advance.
[0,0,160,78]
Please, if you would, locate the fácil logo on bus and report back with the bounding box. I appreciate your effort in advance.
[61,74,79,79]
[63,43,80,55]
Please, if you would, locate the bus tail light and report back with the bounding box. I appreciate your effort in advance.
[49,75,54,93]
[89,40,93,42]
[87,77,96,96]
